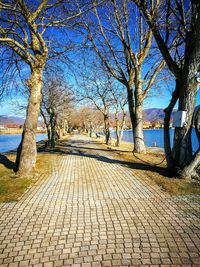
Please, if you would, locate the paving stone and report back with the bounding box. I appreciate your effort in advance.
[0,134,200,267]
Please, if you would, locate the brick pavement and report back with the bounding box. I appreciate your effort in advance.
[0,134,200,267]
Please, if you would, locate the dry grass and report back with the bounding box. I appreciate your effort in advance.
[94,136,200,196]
[0,153,52,203]
[0,134,72,202]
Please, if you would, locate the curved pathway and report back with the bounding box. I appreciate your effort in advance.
[0,134,200,267]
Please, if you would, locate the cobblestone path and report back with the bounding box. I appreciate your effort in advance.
[0,134,200,267]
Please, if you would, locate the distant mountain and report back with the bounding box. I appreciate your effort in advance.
[0,116,25,125]
[1,106,199,125]
[143,106,200,122]
[143,108,165,122]
[0,115,45,126]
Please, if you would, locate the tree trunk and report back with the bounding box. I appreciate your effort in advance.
[56,119,63,140]
[89,121,93,137]
[40,108,50,148]
[15,68,43,175]
[62,120,66,136]
[120,126,124,143]
[47,126,51,147]
[126,84,146,153]
[119,118,125,145]
[181,107,200,180]
[134,82,146,153]
[104,114,111,145]
[115,117,120,147]
[181,150,200,180]
[50,109,56,149]
[134,102,146,153]
[126,86,135,146]
[194,106,200,146]
[163,83,179,173]
[57,127,63,140]
[173,77,198,171]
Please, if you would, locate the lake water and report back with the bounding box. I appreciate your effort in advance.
[0,133,47,153]
[1,130,199,153]
[111,128,199,153]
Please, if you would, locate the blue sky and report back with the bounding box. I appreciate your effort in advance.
[0,0,199,118]
[1,85,199,117]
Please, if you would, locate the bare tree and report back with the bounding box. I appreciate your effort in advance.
[41,77,74,148]
[77,66,113,144]
[132,0,200,179]
[110,84,127,146]
[77,106,104,136]
[0,0,98,175]
[81,0,165,153]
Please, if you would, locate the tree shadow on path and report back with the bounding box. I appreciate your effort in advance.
[44,140,170,178]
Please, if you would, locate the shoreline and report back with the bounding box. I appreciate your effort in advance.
[0,134,47,154]
[0,130,47,135]
[98,133,164,154]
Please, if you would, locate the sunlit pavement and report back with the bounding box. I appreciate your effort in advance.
[0,134,200,267]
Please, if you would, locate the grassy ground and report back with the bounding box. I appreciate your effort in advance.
[94,136,200,196]
[0,153,52,203]
[0,134,71,203]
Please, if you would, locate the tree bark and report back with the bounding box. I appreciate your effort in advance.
[119,121,125,144]
[115,117,120,147]
[194,106,200,146]
[126,83,146,153]
[126,86,136,146]
[134,82,146,153]
[181,150,200,180]
[50,108,56,148]
[104,114,111,145]
[180,106,200,180]
[15,68,43,175]
[47,126,51,147]
[163,83,179,173]
[134,102,146,153]
[40,108,51,148]
[172,77,198,170]
[89,121,93,137]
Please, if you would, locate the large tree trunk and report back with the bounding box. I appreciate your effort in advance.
[126,85,146,153]
[134,102,146,153]
[163,83,179,173]
[134,83,146,153]
[15,68,43,175]
[126,87,136,146]
[181,107,200,180]
[181,150,200,180]
[172,77,198,171]
[194,106,200,146]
